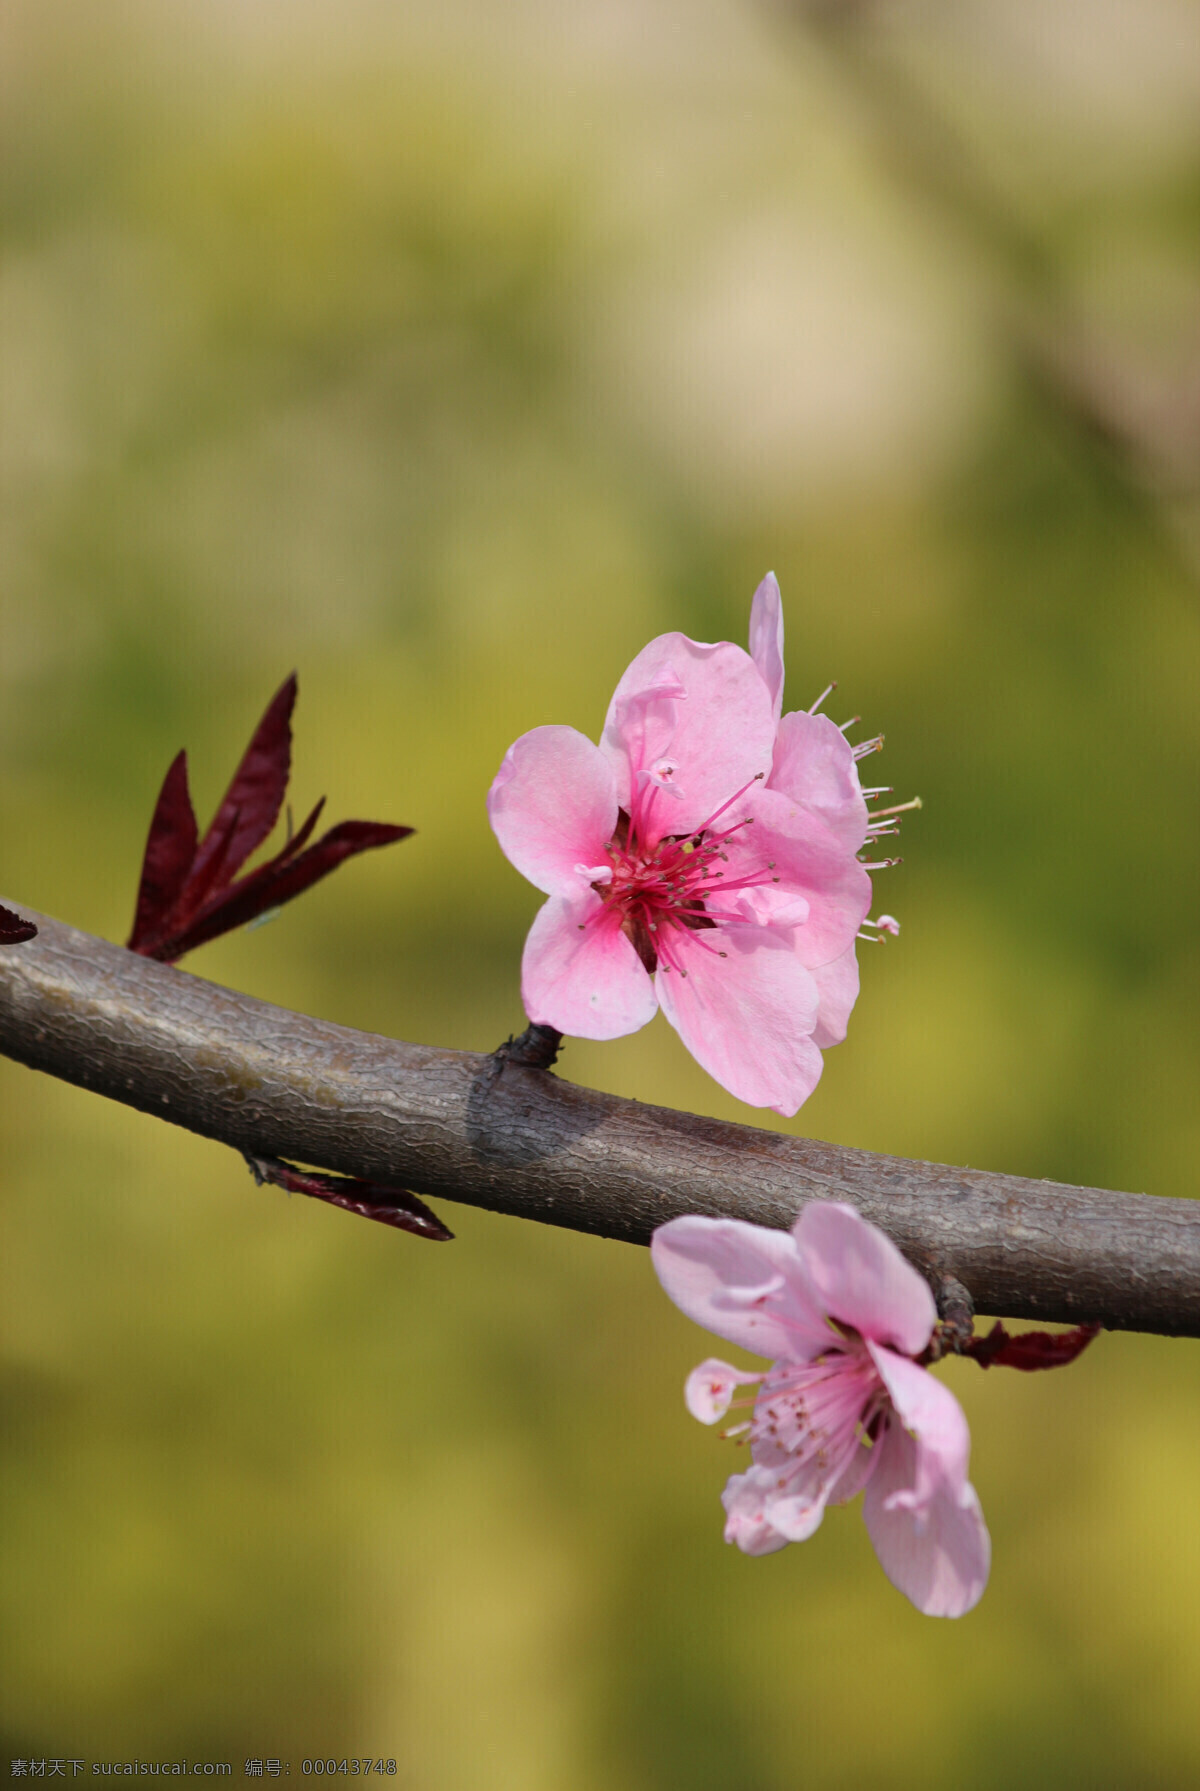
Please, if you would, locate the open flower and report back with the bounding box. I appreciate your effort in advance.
[651,1201,990,1617]
[488,575,900,1115]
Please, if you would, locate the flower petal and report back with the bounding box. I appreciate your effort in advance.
[651,1215,829,1361]
[748,572,785,723]
[862,1421,990,1617]
[761,1478,833,1543]
[521,892,657,1039]
[866,1344,971,1493]
[600,636,775,836]
[751,788,873,967]
[721,1465,792,1555]
[657,924,824,1116]
[768,710,869,853]
[728,885,812,929]
[684,1357,763,1424]
[489,726,618,897]
[796,1203,937,1355]
[808,946,860,1049]
[824,1429,878,1507]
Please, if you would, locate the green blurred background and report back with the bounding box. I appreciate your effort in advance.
[2,0,1200,1782]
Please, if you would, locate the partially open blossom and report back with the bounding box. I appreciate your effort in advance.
[488,575,906,1115]
[651,1201,990,1617]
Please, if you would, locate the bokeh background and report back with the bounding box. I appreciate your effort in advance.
[3,0,1200,1782]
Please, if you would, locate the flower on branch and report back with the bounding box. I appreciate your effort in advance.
[488,575,910,1114]
[127,674,413,963]
[652,1201,991,1617]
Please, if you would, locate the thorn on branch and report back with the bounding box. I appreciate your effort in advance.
[242,1151,453,1241]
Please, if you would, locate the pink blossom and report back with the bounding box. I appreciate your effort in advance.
[488,575,901,1115]
[651,1201,990,1616]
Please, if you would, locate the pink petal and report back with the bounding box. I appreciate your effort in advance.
[731,891,813,930]
[866,1344,971,1493]
[656,924,824,1116]
[684,1357,763,1424]
[795,1204,937,1356]
[751,788,873,968]
[600,636,775,837]
[721,1465,791,1556]
[862,1421,990,1617]
[488,726,618,897]
[768,710,870,853]
[723,872,811,931]
[651,1215,829,1361]
[824,1429,878,1507]
[748,572,785,722]
[604,672,688,800]
[520,892,657,1039]
[809,946,860,1049]
[760,1474,831,1542]
[744,1428,854,1542]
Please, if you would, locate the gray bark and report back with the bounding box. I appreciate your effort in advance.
[0,907,1196,1337]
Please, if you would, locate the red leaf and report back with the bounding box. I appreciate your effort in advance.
[965,1320,1101,1372]
[0,904,37,943]
[128,674,413,961]
[156,815,411,961]
[150,800,243,945]
[127,751,199,951]
[272,795,327,862]
[188,673,296,895]
[236,818,414,913]
[244,1152,453,1241]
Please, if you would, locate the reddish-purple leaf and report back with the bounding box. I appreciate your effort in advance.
[244,1152,453,1241]
[272,795,327,863]
[150,799,242,947]
[174,796,328,938]
[231,818,414,916]
[153,815,411,961]
[127,751,199,951]
[965,1320,1101,1372]
[154,799,326,958]
[188,673,296,895]
[128,674,412,962]
[0,904,38,943]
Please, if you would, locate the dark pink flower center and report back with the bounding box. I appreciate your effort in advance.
[588,773,775,975]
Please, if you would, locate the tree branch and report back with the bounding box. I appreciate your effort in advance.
[0,907,1196,1337]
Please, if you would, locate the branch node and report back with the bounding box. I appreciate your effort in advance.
[242,1150,271,1187]
[925,1273,976,1359]
[491,1022,564,1076]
